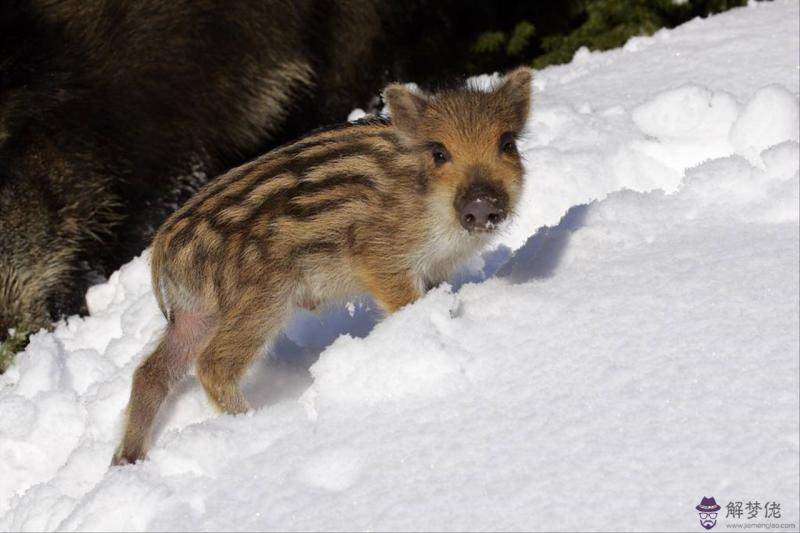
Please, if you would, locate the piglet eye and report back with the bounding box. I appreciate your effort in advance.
[500,132,517,155]
[431,143,450,165]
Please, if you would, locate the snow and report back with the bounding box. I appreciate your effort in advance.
[1,1,799,531]
[729,84,800,166]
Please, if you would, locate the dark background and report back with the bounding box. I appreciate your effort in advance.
[394,0,748,87]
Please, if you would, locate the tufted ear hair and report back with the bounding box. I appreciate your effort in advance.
[383,84,429,140]
[494,67,533,132]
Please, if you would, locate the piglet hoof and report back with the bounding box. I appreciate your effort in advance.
[110,446,144,467]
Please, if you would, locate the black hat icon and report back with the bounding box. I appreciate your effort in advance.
[696,497,721,512]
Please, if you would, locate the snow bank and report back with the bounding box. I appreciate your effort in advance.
[1,1,798,531]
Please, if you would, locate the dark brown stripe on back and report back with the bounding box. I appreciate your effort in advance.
[168,164,267,227]
[285,189,375,219]
[289,241,340,257]
[277,128,398,158]
[255,173,378,217]
[282,142,384,175]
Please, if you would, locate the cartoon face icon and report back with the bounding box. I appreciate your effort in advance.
[698,511,718,529]
[696,497,721,530]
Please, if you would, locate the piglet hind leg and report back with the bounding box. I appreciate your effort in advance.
[112,311,216,466]
[196,298,289,415]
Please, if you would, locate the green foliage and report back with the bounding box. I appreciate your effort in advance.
[473,31,507,55]
[472,20,537,72]
[462,0,749,75]
[507,21,537,57]
[534,0,690,68]
[0,329,29,373]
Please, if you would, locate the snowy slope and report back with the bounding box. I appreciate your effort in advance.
[1,2,798,531]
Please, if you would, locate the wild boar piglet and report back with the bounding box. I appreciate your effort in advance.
[112,67,533,465]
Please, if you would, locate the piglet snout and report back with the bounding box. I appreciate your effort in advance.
[459,196,504,231]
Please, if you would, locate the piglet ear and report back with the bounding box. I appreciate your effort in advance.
[383,84,429,140]
[495,67,533,132]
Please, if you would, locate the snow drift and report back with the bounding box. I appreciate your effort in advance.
[1,1,798,531]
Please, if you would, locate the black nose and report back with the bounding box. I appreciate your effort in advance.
[459,197,505,231]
